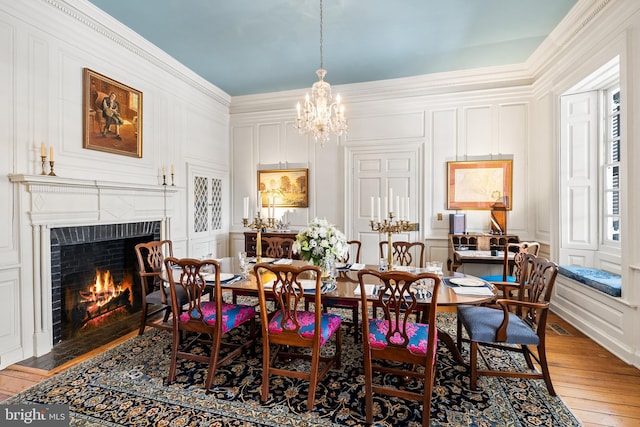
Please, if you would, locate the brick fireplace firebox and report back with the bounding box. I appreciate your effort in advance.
[50,221,161,345]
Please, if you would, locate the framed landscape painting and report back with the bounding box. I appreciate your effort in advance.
[447,159,513,210]
[258,168,308,208]
[82,68,143,158]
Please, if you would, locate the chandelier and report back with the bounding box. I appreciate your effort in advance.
[295,0,347,146]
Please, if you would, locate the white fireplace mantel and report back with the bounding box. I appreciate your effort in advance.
[9,173,179,357]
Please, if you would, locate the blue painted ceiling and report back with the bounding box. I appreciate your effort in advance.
[86,0,578,96]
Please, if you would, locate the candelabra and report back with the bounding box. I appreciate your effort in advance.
[370,212,417,269]
[243,211,275,263]
[40,156,47,175]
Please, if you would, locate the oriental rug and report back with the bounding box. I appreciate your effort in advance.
[3,313,581,426]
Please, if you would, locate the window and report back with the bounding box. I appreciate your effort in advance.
[603,87,620,243]
[559,56,621,276]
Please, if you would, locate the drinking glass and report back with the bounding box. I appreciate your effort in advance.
[238,251,249,277]
[379,258,388,272]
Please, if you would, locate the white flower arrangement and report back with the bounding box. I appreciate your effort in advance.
[293,218,348,267]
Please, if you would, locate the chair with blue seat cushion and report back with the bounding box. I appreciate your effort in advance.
[357,269,441,427]
[164,257,257,390]
[254,262,342,410]
[480,241,540,299]
[456,253,558,395]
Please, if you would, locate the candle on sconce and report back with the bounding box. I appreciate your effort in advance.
[49,146,54,162]
[40,142,45,157]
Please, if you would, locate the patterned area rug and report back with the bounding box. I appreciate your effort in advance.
[3,312,580,426]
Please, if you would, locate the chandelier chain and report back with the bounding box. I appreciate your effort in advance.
[319,0,323,71]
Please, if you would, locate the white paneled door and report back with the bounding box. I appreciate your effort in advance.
[347,144,422,264]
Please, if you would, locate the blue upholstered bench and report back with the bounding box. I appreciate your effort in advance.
[558,266,621,297]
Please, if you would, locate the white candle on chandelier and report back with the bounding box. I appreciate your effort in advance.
[396,196,400,219]
[377,197,381,222]
[296,102,301,119]
[399,197,404,220]
[243,196,249,219]
[389,188,393,214]
[384,197,388,220]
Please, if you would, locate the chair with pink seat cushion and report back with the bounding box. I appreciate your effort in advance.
[357,268,441,427]
[254,262,342,410]
[164,257,257,390]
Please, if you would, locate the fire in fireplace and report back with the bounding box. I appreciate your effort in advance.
[65,269,135,335]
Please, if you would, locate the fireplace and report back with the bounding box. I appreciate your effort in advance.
[50,222,161,345]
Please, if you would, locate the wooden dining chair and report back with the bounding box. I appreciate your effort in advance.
[164,257,257,389]
[357,269,441,427]
[231,236,295,305]
[479,241,540,299]
[321,240,362,341]
[254,262,342,409]
[456,253,559,395]
[379,240,425,268]
[263,236,294,259]
[134,240,188,335]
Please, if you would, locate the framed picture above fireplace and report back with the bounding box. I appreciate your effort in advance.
[82,68,143,158]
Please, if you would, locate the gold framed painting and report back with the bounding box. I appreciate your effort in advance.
[258,168,309,208]
[82,68,142,158]
[447,159,513,210]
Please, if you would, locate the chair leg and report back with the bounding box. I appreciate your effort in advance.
[138,303,149,335]
[162,306,171,323]
[469,341,479,390]
[204,334,222,389]
[363,350,374,425]
[261,342,271,403]
[522,345,536,369]
[456,315,463,352]
[306,350,320,409]
[352,306,359,342]
[167,326,180,384]
[422,364,435,427]
[537,343,556,396]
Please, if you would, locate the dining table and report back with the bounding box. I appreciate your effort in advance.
[195,257,497,366]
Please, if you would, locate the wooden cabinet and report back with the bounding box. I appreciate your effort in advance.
[447,233,519,272]
[244,231,300,258]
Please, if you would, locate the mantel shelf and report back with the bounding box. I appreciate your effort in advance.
[8,174,180,193]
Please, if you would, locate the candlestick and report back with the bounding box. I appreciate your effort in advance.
[40,156,47,175]
[40,142,45,157]
[170,172,175,186]
[48,160,56,176]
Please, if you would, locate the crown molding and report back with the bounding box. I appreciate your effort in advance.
[47,0,231,107]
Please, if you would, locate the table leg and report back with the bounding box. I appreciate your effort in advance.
[438,329,469,367]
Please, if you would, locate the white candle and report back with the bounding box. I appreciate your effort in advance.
[396,196,400,219]
[389,188,393,212]
[49,146,54,162]
[384,197,388,219]
[243,197,249,219]
[370,197,374,221]
[399,197,404,220]
[377,197,381,222]
[40,142,45,157]
[257,191,261,212]
[406,197,410,221]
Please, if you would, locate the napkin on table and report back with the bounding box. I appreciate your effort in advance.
[451,286,494,296]
[273,258,293,265]
[353,284,377,296]
[350,263,366,271]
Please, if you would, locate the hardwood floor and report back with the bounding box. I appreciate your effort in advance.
[1,312,639,426]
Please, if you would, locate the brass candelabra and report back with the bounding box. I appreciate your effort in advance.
[243,211,275,263]
[48,160,56,176]
[370,212,417,269]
